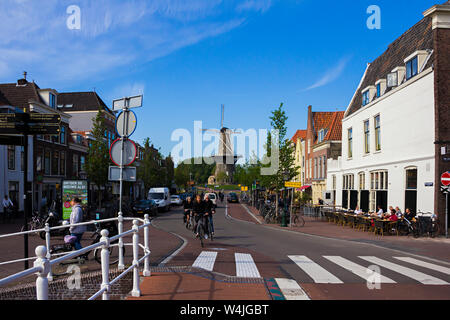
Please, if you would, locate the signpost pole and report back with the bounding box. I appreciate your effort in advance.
[446,192,448,239]
[23,133,29,269]
[117,99,129,271]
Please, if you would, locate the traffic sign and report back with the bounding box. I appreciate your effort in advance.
[109,138,137,166]
[108,166,137,182]
[29,113,61,123]
[285,181,302,188]
[112,95,143,111]
[441,171,450,186]
[116,110,137,137]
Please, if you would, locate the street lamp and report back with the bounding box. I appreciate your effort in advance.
[281,170,289,227]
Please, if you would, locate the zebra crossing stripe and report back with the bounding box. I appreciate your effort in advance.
[359,256,449,285]
[288,255,343,284]
[235,253,261,278]
[192,251,217,271]
[393,257,450,276]
[274,278,310,300]
[323,256,396,283]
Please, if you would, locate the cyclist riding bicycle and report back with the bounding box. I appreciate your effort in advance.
[192,195,208,239]
[204,194,215,235]
[183,196,193,225]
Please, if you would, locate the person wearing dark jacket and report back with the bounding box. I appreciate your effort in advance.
[192,195,205,237]
[204,195,215,235]
[183,196,193,224]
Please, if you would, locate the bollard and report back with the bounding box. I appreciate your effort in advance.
[100,229,110,300]
[117,212,125,270]
[44,223,53,281]
[143,214,151,277]
[34,246,50,300]
[131,220,141,297]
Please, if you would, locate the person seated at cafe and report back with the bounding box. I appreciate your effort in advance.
[388,208,398,221]
[376,205,384,218]
[354,206,363,215]
[404,208,415,221]
[395,206,403,218]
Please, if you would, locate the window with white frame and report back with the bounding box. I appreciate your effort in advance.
[348,128,353,158]
[364,120,370,154]
[362,90,370,106]
[406,56,418,80]
[374,115,381,151]
[359,172,365,190]
[370,170,388,190]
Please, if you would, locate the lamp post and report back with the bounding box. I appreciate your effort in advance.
[281,170,289,227]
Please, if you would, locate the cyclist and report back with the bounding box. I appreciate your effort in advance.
[183,196,193,227]
[69,197,86,250]
[204,194,215,236]
[192,194,207,239]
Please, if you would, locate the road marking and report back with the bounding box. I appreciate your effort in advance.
[323,256,396,283]
[241,204,263,224]
[274,278,310,300]
[393,257,450,276]
[192,251,217,272]
[288,255,343,284]
[235,253,261,278]
[359,256,449,285]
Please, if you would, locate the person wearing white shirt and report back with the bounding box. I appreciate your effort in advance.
[354,206,363,215]
[376,205,384,218]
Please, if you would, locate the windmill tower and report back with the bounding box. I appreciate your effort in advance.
[203,105,241,184]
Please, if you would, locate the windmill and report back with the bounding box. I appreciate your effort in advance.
[202,105,241,184]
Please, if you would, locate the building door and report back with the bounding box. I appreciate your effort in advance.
[376,191,388,212]
[405,191,417,215]
[405,168,417,214]
[360,190,369,213]
[342,190,348,209]
[350,190,358,210]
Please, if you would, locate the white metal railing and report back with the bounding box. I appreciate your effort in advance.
[0,213,152,300]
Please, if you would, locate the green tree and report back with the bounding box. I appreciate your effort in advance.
[138,138,165,194]
[85,109,110,208]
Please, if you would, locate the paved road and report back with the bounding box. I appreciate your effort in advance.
[152,202,450,300]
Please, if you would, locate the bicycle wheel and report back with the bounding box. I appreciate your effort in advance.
[94,243,125,265]
[198,224,204,247]
[431,221,440,238]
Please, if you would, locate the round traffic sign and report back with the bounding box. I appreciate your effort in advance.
[109,138,137,166]
[441,171,450,186]
[115,110,137,137]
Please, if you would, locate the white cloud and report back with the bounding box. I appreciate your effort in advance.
[0,0,269,84]
[304,57,351,91]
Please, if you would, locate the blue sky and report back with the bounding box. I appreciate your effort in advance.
[0,0,440,164]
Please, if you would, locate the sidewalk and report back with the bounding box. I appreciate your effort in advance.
[127,267,272,300]
[229,203,450,262]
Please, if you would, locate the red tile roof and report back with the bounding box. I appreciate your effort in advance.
[312,111,344,143]
[291,129,307,142]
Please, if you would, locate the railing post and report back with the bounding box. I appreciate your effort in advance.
[118,212,125,270]
[44,223,53,281]
[34,246,50,300]
[143,214,151,277]
[100,229,110,300]
[131,220,141,297]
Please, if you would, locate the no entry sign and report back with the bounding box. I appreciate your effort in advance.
[441,171,450,186]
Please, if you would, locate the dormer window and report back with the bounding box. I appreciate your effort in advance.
[405,56,418,80]
[318,129,327,143]
[49,93,56,109]
[375,79,386,98]
[362,90,370,106]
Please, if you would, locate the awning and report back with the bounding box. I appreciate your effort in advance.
[299,185,311,191]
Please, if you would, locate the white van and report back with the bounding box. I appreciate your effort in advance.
[148,187,171,212]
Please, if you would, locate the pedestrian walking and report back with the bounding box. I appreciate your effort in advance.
[2,195,14,223]
[69,197,86,250]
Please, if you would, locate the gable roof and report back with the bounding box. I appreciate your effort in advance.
[57,92,113,114]
[312,111,344,144]
[291,130,307,142]
[0,80,46,109]
[345,15,434,117]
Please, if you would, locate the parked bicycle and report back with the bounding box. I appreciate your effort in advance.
[50,219,124,275]
[21,211,46,232]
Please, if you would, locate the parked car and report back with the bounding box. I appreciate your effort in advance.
[227,192,239,203]
[148,187,171,212]
[170,195,183,206]
[204,193,217,206]
[132,200,158,217]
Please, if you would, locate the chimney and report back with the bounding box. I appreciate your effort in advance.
[17,71,28,86]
